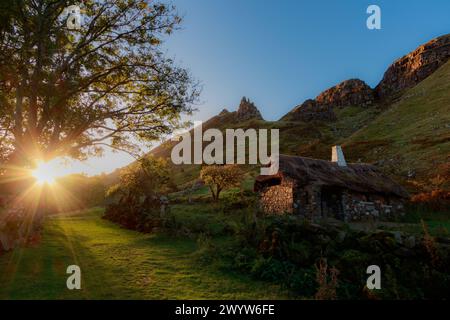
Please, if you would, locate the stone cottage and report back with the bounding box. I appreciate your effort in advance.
[254,146,409,221]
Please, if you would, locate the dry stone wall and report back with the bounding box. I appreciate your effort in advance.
[259,178,294,214]
[342,191,405,221]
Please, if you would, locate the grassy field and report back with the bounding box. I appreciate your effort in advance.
[0,208,288,300]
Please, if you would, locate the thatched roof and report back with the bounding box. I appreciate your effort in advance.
[255,154,409,198]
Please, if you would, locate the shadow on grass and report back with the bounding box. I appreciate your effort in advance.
[0,211,289,300]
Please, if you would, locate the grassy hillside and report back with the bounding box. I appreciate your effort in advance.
[140,105,382,189]
[343,60,450,190]
[108,62,450,195]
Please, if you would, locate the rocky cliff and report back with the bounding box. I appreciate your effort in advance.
[316,79,375,108]
[288,99,336,122]
[283,33,450,121]
[283,79,374,121]
[376,33,450,99]
[236,97,263,121]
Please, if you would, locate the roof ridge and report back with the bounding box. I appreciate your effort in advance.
[278,153,374,167]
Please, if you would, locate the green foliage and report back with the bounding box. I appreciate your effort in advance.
[56,174,106,210]
[164,204,230,236]
[0,0,199,165]
[220,190,257,213]
[188,213,450,299]
[200,165,242,201]
[344,61,450,189]
[107,156,173,203]
[104,156,174,231]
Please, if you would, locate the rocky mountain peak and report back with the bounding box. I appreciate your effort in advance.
[376,33,450,99]
[218,108,230,116]
[236,97,263,121]
[316,79,375,108]
[283,78,374,122]
[289,99,336,122]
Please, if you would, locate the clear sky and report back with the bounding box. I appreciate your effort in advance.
[63,0,450,176]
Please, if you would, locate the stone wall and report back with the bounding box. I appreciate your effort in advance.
[259,181,406,222]
[342,191,405,221]
[259,178,294,215]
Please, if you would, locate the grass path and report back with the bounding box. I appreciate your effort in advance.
[0,208,288,299]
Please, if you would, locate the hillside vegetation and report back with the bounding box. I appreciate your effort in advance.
[108,35,450,196]
[344,60,450,189]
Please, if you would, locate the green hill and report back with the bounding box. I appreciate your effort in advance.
[343,60,450,189]
[108,35,450,195]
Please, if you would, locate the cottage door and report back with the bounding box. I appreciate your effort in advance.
[320,187,344,220]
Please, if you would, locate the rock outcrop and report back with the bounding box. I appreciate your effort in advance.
[284,79,374,121]
[199,98,263,130]
[316,79,375,108]
[282,34,450,121]
[376,33,450,100]
[288,99,336,122]
[236,97,263,121]
[218,108,230,116]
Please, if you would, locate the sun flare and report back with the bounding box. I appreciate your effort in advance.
[32,161,59,185]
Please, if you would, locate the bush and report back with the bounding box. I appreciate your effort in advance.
[208,214,450,299]
[220,190,257,213]
[410,189,450,212]
[103,202,163,233]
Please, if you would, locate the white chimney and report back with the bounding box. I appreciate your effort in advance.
[331,145,347,167]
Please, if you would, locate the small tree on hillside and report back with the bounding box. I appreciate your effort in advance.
[105,156,173,229]
[200,165,242,201]
[107,156,172,207]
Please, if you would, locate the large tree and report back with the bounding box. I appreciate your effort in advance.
[0,0,198,169]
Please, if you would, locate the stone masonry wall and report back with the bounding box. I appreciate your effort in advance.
[259,182,406,222]
[259,178,294,215]
[342,191,405,221]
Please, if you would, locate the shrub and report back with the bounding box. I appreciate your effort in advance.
[411,189,450,212]
[421,219,440,268]
[315,258,339,300]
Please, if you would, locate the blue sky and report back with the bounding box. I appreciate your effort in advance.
[164,0,450,121]
[69,0,450,175]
